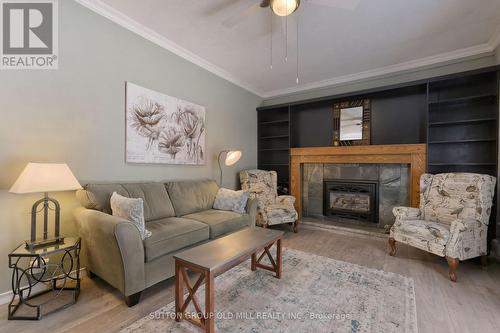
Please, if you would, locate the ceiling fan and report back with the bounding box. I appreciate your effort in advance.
[222,0,360,28]
[220,0,361,84]
[260,0,361,16]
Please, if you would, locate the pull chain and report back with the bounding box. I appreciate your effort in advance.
[270,9,273,69]
[296,11,299,84]
[285,1,288,62]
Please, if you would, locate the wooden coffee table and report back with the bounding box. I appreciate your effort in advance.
[173,227,284,333]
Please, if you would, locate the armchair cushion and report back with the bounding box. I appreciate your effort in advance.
[264,204,298,226]
[391,219,450,256]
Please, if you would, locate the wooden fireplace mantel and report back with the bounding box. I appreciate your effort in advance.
[290,144,427,217]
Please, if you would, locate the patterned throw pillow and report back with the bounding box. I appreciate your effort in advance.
[110,192,152,240]
[213,188,249,214]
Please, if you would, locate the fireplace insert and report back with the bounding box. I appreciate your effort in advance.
[323,180,379,223]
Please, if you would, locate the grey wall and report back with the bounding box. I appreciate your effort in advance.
[0,0,261,295]
[262,54,500,106]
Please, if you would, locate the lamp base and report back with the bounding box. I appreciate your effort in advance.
[25,236,65,250]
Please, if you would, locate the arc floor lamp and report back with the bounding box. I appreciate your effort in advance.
[217,150,242,185]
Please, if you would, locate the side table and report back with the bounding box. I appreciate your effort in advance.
[8,237,81,320]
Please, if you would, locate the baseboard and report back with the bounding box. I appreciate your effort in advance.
[491,239,500,260]
[0,267,87,305]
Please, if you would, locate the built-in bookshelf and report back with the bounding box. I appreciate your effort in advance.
[427,71,499,177]
[257,67,499,240]
[257,106,290,194]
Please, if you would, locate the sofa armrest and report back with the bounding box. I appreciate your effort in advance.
[392,207,422,222]
[74,207,145,296]
[245,198,258,228]
[276,195,295,206]
[446,219,487,260]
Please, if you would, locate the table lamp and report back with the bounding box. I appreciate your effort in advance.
[217,150,242,185]
[9,163,82,249]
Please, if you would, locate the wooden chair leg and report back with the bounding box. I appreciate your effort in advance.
[480,255,488,270]
[388,238,396,256]
[125,291,142,307]
[446,256,459,282]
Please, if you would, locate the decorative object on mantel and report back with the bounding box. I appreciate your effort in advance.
[121,249,417,333]
[9,163,82,249]
[217,150,242,185]
[126,82,206,165]
[333,99,371,146]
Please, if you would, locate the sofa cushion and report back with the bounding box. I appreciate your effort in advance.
[167,180,219,216]
[76,182,176,221]
[143,217,209,262]
[183,209,249,239]
[122,183,175,221]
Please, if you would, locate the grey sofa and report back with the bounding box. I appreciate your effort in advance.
[74,180,257,306]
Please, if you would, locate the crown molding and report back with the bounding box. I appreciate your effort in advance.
[74,0,500,100]
[74,0,265,97]
[262,43,495,98]
[488,25,500,50]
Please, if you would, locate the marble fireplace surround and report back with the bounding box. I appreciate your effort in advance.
[303,163,409,227]
[290,145,427,223]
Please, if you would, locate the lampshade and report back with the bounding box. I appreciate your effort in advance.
[225,151,242,166]
[271,0,300,16]
[9,163,82,194]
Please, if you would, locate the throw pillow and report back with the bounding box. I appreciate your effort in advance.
[110,192,152,240]
[213,188,249,214]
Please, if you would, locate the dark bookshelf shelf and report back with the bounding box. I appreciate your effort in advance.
[428,139,496,144]
[259,163,289,166]
[428,163,496,166]
[259,120,289,125]
[428,117,496,127]
[259,135,289,139]
[428,93,497,106]
[258,148,290,151]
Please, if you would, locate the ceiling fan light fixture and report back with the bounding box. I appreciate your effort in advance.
[271,0,300,17]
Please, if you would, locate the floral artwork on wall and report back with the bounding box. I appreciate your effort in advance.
[125,82,205,165]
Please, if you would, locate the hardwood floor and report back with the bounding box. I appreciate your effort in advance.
[1,224,499,333]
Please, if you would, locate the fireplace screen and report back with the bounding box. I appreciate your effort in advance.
[324,180,378,223]
[330,192,370,213]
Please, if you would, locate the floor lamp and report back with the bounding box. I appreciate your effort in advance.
[217,150,242,186]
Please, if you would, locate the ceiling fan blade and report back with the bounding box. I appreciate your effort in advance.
[222,2,261,28]
[307,0,361,10]
[260,0,271,7]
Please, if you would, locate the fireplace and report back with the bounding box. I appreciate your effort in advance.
[323,180,379,223]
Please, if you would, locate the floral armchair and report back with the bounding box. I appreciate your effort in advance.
[389,173,496,282]
[240,169,298,232]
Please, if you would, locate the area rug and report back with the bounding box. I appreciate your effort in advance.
[121,249,417,333]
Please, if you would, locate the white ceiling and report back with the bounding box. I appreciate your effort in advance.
[78,0,500,98]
